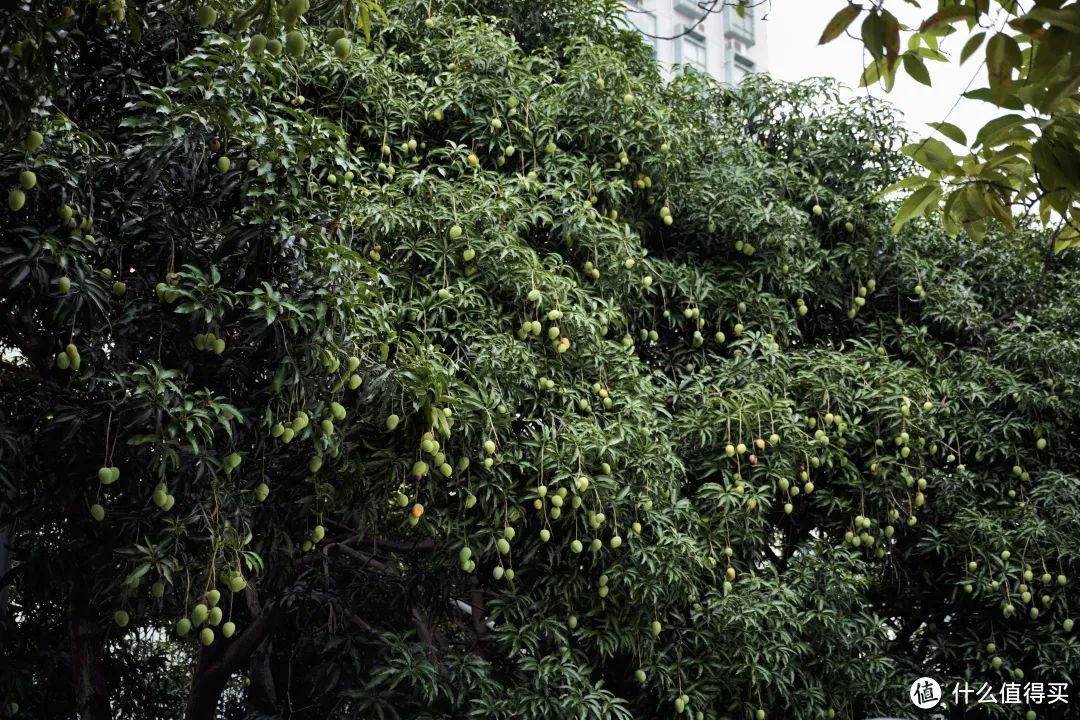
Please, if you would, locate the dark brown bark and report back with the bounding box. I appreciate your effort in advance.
[411,607,434,646]
[345,609,392,646]
[245,588,278,714]
[322,520,436,553]
[466,575,487,639]
[0,523,12,616]
[327,542,400,576]
[68,577,112,720]
[183,600,279,720]
[248,638,277,713]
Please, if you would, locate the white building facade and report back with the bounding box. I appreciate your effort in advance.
[624,0,768,84]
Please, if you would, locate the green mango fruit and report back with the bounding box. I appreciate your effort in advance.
[333,37,352,60]
[196,5,217,27]
[248,34,268,56]
[285,30,307,57]
[23,130,44,151]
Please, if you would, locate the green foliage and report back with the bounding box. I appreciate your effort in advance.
[2,1,1080,719]
[820,0,1080,248]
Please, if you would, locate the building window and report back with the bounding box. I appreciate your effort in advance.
[725,4,755,45]
[676,29,707,74]
[725,52,755,85]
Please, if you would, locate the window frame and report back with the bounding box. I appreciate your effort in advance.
[725,4,755,45]
[725,51,755,85]
[675,25,707,75]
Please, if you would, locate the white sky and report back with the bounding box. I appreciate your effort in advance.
[762,0,996,146]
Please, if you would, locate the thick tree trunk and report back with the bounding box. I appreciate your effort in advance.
[0,523,11,616]
[68,578,112,720]
[248,636,277,713]
[245,588,278,713]
[184,656,229,720]
[0,483,15,617]
[183,600,278,720]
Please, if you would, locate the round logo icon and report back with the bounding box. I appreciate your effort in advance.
[910,677,942,709]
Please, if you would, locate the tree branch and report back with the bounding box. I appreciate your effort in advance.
[184,600,280,720]
[344,609,393,646]
[324,519,436,553]
[327,542,401,576]
[466,575,487,639]
[411,606,435,647]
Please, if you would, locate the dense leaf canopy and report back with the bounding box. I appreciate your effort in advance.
[1,1,1079,719]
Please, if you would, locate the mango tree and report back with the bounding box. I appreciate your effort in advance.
[1,1,1078,719]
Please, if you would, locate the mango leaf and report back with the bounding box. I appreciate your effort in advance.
[862,12,885,62]
[983,189,1014,227]
[913,46,949,62]
[928,121,966,145]
[919,5,979,31]
[964,87,1025,109]
[1026,23,1074,85]
[1053,225,1080,253]
[883,11,901,70]
[859,59,882,87]
[1032,138,1067,193]
[941,189,962,236]
[892,185,941,234]
[986,32,1021,105]
[880,58,897,92]
[359,2,371,42]
[820,4,863,44]
[983,143,1029,169]
[1045,188,1070,215]
[960,184,991,218]
[1026,6,1080,34]
[357,0,387,43]
[959,31,986,64]
[966,218,989,243]
[879,174,931,197]
[1049,137,1080,188]
[903,53,932,86]
[1039,196,1053,226]
[1036,68,1080,113]
[973,113,1028,148]
[123,563,152,587]
[902,138,956,171]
